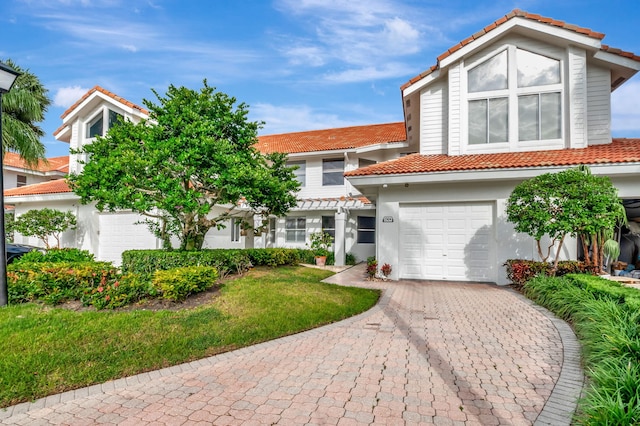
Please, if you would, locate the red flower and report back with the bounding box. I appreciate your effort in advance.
[105,295,110,301]
[114,281,119,288]
[97,286,104,293]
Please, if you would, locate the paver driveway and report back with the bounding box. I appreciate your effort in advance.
[2,265,582,425]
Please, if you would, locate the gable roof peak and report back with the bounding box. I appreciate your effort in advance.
[59,85,149,120]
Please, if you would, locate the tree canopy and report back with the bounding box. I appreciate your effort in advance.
[69,82,300,250]
[506,166,625,270]
[1,59,50,165]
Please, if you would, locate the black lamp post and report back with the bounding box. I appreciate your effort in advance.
[0,61,21,307]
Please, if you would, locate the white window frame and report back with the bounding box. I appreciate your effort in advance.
[357,216,375,244]
[287,160,306,187]
[85,108,124,140]
[285,217,306,243]
[16,175,27,188]
[322,215,335,241]
[463,45,564,153]
[230,218,241,242]
[322,159,344,186]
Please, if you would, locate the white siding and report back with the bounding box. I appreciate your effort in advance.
[587,64,611,145]
[448,62,462,155]
[97,212,158,264]
[568,46,587,149]
[420,80,447,155]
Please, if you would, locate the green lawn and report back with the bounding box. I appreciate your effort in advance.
[0,266,379,408]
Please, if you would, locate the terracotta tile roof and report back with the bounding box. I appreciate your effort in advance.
[256,122,406,154]
[3,153,69,173]
[5,179,72,197]
[54,86,149,136]
[401,9,636,91]
[345,138,640,177]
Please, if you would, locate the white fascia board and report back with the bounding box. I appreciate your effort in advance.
[3,166,45,176]
[347,163,640,187]
[355,142,409,154]
[54,125,72,142]
[593,51,640,71]
[402,69,441,97]
[439,18,601,70]
[62,92,148,125]
[6,192,80,204]
[285,149,356,158]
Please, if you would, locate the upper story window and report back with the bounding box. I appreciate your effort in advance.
[287,160,306,187]
[467,47,562,147]
[16,175,27,187]
[323,159,344,186]
[86,109,123,139]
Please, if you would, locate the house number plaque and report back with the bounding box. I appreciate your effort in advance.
[382,216,394,223]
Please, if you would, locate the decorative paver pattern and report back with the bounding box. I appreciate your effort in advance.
[1,265,581,425]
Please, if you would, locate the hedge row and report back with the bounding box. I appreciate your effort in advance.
[121,248,329,276]
[7,262,218,309]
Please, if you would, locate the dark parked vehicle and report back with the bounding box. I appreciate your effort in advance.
[6,243,44,264]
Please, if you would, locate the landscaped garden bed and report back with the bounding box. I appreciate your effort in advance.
[1,261,379,408]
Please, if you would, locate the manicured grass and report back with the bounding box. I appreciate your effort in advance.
[0,266,379,408]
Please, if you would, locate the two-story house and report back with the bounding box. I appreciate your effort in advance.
[345,10,640,284]
[6,10,640,283]
[5,88,408,265]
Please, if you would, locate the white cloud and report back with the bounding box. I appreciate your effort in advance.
[251,103,363,135]
[54,86,89,107]
[612,81,640,134]
[323,63,412,83]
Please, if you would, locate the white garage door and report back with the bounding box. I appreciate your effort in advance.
[98,213,158,265]
[399,203,495,282]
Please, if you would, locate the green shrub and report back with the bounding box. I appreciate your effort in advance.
[14,248,95,264]
[244,248,302,267]
[8,262,117,305]
[82,273,157,310]
[505,259,593,287]
[523,274,640,424]
[345,252,357,265]
[152,266,219,302]
[121,249,251,277]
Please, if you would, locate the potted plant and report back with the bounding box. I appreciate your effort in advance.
[310,231,333,266]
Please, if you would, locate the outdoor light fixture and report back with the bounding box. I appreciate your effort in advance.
[0,61,21,307]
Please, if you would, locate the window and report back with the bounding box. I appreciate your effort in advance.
[467,47,562,145]
[16,175,27,188]
[357,216,375,244]
[87,114,103,139]
[358,158,376,168]
[322,159,344,186]
[86,109,123,139]
[287,160,306,187]
[231,218,241,242]
[268,217,276,246]
[322,216,335,240]
[285,217,306,243]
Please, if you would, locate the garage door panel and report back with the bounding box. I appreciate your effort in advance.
[399,202,495,282]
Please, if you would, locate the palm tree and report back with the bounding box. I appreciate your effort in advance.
[1,59,50,166]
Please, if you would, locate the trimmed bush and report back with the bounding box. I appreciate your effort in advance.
[82,273,157,310]
[504,259,594,287]
[122,248,313,276]
[8,261,117,305]
[152,266,219,302]
[14,248,95,264]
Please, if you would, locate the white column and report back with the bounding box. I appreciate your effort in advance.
[334,210,347,266]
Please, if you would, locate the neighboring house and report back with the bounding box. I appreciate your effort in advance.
[3,152,68,191]
[6,10,640,284]
[345,10,640,284]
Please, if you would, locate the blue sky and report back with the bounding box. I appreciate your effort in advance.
[2,0,640,157]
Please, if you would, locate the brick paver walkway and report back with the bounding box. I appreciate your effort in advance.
[1,265,582,425]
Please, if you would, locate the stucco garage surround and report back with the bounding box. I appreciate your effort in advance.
[374,175,571,285]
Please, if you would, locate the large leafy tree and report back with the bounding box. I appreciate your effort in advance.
[506,166,625,271]
[69,82,300,250]
[1,59,49,165]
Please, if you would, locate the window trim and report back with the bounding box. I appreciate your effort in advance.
[357,216,376,244]
[285,216,306,243]
[230,218,241,242]
[85,108,124,140]
[322,215,336,242]
[464,44,564,153]
[322,158,345,186]
[286,160,306,187]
